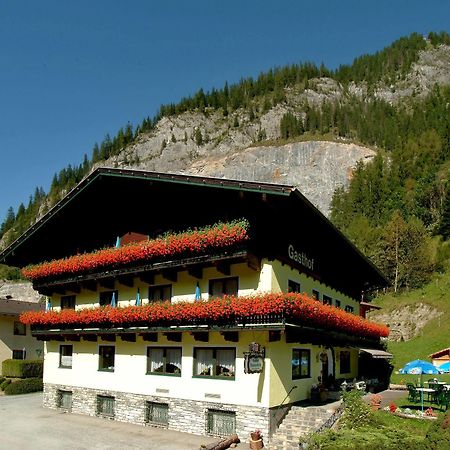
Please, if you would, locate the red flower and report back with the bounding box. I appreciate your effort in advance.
[20,292,389,340]
[22,219,249,282]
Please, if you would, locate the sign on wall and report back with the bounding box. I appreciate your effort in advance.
[244,342,265,374]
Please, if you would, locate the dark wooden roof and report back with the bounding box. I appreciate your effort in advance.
[0,167,388,298]
[0,298,43,316]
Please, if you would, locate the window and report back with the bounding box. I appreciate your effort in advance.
[58,390,72,410]
[145,402,169,426]
[59,345,73,369]
[292,349,310,380]
[340,351,351,374]
[207,410,236,436]
[99,290,118,307]
[209,277,238,298]
[98,345,115,372]
[288,280,301,293]
[97,395,115,417]
[60,295,76,310]
[147,347,181,376]
[148,284,172,302]
[335,299,341,308]
[12,349,25,360]
[194,348,235,378]
[312,289,320,301]
[345,305,354,313]
[323,295,332,306]
[13,321,26,336]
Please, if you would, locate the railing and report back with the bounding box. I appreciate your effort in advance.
[273,385,298,432]
[315,403,344,434]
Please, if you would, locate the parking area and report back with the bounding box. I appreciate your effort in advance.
[0,393,215,450]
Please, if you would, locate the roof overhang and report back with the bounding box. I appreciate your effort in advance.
[0,168,388,298]
[358,347,393,359]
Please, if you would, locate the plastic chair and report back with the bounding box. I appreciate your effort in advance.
[406,383,420,403]
[437,390,450,411]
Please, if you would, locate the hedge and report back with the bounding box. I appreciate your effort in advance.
[3,378,43,395]
[0,379,11,390]
[0,376,5,385]
[1,359,43,378]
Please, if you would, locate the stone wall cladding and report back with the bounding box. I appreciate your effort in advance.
[44,383,271,439]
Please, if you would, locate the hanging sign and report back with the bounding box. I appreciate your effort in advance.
[244,342,265,374]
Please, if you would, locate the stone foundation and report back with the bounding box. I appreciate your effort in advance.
[43,383,271,439]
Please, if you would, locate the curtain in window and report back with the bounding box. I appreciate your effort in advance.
[216,349,235,376]
[196,349,213,376]
[149,348,164,373]
[166,348,182,374]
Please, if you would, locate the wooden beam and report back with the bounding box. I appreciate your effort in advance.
[188,266,203,279]
[66,283,81,294]
[247,254,261,272]
[98,278,115,290]
[140,332,158,342]
[191,331,209,342]
[82,334,98,342]
[118,275,134,288]
[98,334,116,342]
[120,333,136,342]
[220,331,239,342]
[82,280,97,292]
[216,261,230,276]
[162,270,178,283]
[140,273,155,285]
[163,332,182,342]
[63,334,81,342]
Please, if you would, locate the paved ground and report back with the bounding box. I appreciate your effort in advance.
[0,393,217,450]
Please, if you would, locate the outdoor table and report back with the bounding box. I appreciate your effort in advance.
[416,387,436,402]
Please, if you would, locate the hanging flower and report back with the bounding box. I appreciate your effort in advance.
[20,292,389,340]
[22,219,249,282]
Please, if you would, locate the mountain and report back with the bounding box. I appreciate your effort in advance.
[1,33,449,275]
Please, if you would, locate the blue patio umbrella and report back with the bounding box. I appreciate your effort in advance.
[399,360,442,375]
[110,291,117,308]
[195,282,201,301]
[438,361,450,373]
[135,287,141,306]
[399,360,442,411]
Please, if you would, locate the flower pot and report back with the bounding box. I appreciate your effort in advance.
[249,438,264,449]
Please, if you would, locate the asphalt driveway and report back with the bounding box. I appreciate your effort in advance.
[0,393,215,450]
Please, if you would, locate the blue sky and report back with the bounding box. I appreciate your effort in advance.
[0,0,449,221]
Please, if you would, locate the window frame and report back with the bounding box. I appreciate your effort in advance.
[339,350,351,374]
[335,299,341,308]
[206,409,236,437]
[59,344,73,369]
[323,294,332,306]
[193,347,236,380]
[97,395,115,417]
[13,321,26,336]
[12,349,25,360]
[99,290,118,307]
[288,279,301,293]
[208,277,239,299]
[312,289,320,301]
[146,346,182,376]
[345,305,354,313]
[98,345,115,372]
[60,295,76,310]
[145,401,169,426]
[292,348,311,380]
[148,284,172,303]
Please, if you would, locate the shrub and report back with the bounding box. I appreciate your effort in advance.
[0,376,5,385]
[340,390,373,429]
[3,378,43,395]
[423,412,450,449]
[0,378,11,390]
[1,359,43,378]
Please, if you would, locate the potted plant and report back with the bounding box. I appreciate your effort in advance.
[249,429,264,449]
